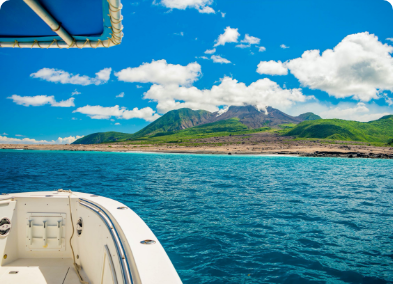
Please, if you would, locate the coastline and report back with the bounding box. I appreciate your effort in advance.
[1,143,393,159]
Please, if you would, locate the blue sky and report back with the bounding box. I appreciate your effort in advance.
[1,0,393,144]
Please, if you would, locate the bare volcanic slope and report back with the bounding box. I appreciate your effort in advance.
[209,105,307,128]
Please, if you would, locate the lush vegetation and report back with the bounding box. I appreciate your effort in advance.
[298,112,322,121]
[131,108,211,139]
[73,132,133,144]
[131,118,271,144]
[285,115,393,143]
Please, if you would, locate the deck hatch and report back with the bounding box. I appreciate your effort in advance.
[26,212,66,251]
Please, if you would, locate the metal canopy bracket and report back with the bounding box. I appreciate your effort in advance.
[0,0,123,48]
[22,0,74,45]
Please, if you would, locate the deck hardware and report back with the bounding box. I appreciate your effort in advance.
[117,206,127,210]
[140,240,156,245]
[28,220,33,244]
[45,195,52,197]
[76,218,83,236]
[0,217,11,236]
[90,195,99,197]
[43,221,47,246]
[9,271,18,274]
[77,254,79,259]
[3,254,7,259]
[57,221,62,245]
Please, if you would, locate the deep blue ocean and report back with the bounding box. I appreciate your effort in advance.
[1,150,392,283]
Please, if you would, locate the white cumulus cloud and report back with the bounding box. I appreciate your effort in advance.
[115,60,201,87]
[73,105,160,122]
[214,27,240,47]
[0,135,84,145]
[31,68,111,86]
[8,95,75,107]
[280,44,290,49]
[204,48,216,54]
[71,89,81,96]
[257,60,288,75]
[211,55,231,64]
[381,93,393,106]
[286,32,393,101]
[241,34,260,45]
[143,76,310,114]
[258,46,266,52]
[235,44,250,49]
[116,92,125,98]
[159,0,215,13]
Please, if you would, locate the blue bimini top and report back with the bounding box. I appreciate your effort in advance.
[0,0,123,48]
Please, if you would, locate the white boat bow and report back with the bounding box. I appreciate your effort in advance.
[0,190,182,284]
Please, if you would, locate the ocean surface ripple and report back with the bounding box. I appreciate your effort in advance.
[1,150,392,283]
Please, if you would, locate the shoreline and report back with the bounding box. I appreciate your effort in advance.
[1,143,393,159]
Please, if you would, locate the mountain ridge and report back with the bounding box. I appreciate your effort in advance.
[72,105,321,144]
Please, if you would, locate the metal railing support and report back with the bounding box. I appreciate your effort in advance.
[23,0,74,45]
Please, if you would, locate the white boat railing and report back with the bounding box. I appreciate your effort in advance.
[79,198,134,284]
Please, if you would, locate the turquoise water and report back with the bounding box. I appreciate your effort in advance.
[1,150,392,283]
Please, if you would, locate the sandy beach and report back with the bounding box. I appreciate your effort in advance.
[2,133,393,159]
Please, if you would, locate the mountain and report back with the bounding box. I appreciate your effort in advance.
[74,132,133,145]
[297,112,322,121]
[131,108,212,139]
[285,115,393,143]
[72,105,321,144]
[206,105,304,128]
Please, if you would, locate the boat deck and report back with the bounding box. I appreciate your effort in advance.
[0,258,81,284]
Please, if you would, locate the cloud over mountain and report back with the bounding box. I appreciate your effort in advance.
[144,76,309,113]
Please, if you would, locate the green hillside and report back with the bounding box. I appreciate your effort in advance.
[134,118,270,143]
[73,132,133,144]
[285,115,393,143]
[131,108,212,139]
[298,112,322,121]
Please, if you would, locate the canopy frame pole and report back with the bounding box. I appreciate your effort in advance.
[22,0,74,45]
